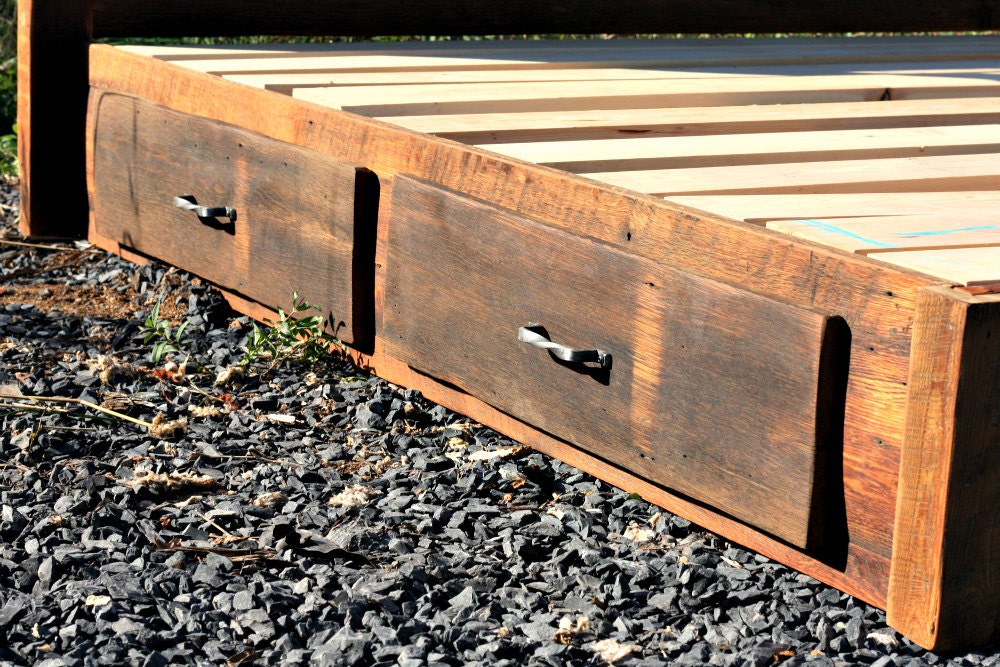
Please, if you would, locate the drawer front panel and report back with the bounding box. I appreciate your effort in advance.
[383,175,848,548]
[91,94,378,347]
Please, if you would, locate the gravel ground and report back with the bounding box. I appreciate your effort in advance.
[0,179,996,666]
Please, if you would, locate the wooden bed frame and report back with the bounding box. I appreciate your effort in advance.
[18,0,1000,651]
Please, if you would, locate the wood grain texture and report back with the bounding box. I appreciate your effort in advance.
[85,0,1000,37]
[870,247,1000,286]
[888,287,1000,650]
[389,97,1000,145]
[17,0,92,238]
[767,214,1000,256]
[672,191,1000,222]
[483,125,1000,173]
[584,153,1000,198]
[383,176,847,548]
[293,74,1000,117]
[222,64,1000,93]
[89,93,378,347]
[89,44,936,597]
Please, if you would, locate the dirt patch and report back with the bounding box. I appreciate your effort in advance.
[1,243,191,323]
[0,281,139,320]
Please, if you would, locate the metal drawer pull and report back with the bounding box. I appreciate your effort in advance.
[518,323,612,369]
[173,194,237,223]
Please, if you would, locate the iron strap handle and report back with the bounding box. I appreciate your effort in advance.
[518,323,612,370]
[173,194,237,223]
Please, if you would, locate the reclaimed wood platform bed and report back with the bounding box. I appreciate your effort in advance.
[18,0,1000,651]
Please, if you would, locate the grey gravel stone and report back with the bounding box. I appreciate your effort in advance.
[0,178,994,666]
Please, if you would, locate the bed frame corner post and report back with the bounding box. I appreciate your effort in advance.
[17,0,93,239]
[888,285,1000,651]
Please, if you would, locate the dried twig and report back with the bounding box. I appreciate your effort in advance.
[197,511,248,545]
[151,534,279,563]
[0,238,73,250]
[0,392,154,428]
[192,446,303,468]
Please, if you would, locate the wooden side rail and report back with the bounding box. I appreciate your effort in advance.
[16,0,1000,237]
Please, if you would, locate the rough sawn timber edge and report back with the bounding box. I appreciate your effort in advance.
[888,287,1000,649]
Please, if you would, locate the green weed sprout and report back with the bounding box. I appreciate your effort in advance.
[241,291,334,372]
[140,301,191,363]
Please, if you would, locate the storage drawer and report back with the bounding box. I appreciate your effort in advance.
[90,94,378,347]
[383,175,850,549]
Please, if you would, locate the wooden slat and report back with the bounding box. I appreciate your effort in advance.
[671,191,1000,222]
[294,73,1000,116]
[225,67,793,92]
[225,60,1000,93]
[386,98,1000,144]
[176,53,583,75]
[584,154,1000,196]
[888,287,1000,649]
[873,247,1000,285]
[767,215,1000,255]
[481,125,1000,172]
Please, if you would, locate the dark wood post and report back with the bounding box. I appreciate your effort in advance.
[17,0,93,238]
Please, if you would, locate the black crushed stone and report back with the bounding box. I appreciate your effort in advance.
[1,179,997,666]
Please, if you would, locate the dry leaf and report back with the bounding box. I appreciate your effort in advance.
[467,446,529,462]
[85,355,135,385]
[123,469,218,494]
[445,436,467,450]
[189,404,223,419]
[328,484,380,508]
[553,616,590,644]
[147,413,188,439]
[214,365,244,386]
[160,360,187,383]
[252,491,289,508]
[591,638,638,664]
[867,631,898,648]
[623,523,655,543]
[264,413,296,425]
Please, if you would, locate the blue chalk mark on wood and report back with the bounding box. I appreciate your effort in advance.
[793,219,895,249]
[896,224,998,238]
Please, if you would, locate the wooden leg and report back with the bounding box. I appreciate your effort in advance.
[888,285,1000,650]
[17,0,92,238]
